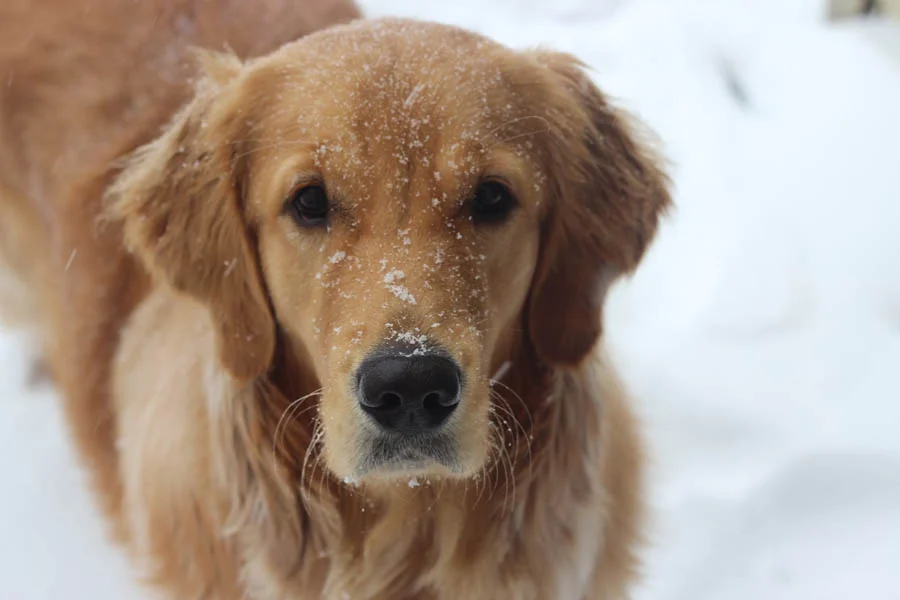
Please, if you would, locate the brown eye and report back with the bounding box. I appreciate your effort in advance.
[471,181,516,224]
[286,185,329,227]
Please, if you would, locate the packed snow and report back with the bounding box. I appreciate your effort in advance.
[2,0,899,598]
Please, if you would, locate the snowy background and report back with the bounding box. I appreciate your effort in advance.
[2,0,899,598]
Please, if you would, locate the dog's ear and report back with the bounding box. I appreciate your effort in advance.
[526,51,672,367]
[108,54,274,382]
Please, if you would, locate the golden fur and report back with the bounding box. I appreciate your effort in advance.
[0,3,671,599]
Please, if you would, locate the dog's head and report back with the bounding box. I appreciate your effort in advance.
[111,19,670,484]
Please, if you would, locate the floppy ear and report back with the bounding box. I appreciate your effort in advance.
[108,55,275,382]
[526,51,672,367]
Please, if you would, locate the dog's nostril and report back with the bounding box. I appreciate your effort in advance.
[425,390,459,409]
[378,392,402,410]
[422,391,457,426]
[357,353,461,434]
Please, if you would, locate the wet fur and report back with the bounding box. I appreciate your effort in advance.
[0,4,670,599]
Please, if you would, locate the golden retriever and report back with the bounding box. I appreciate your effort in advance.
[0,1,671,598]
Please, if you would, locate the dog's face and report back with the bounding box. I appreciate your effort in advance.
[247,25,549,480]
[113,20,670,483]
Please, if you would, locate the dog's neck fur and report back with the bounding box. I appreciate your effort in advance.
[215,333,608,599]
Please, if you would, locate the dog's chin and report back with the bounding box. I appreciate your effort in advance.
[321,408,493,486]
[356,431,465,480]
[325,429,490,485]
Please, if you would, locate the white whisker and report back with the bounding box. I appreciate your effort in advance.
[490,361,512,385]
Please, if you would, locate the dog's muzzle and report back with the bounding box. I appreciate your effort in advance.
[354,345,462,473]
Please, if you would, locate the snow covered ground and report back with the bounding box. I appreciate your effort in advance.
[2,0,899,598]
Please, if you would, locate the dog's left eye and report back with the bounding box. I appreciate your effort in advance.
[286,184,329,228]
[471,181,517,224]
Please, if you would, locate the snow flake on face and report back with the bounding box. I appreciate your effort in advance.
[383,322,431,354]
[388,285,416,305]
[313,144,329,166]
[383,269,404,284]
[383,269,416,305]
[395,330,428,347]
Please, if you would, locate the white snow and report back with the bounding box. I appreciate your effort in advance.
[383,268,417,304]
[328,250,348,264]
[3,1,900,598]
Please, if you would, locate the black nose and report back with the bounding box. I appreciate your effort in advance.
[357,354,461,433]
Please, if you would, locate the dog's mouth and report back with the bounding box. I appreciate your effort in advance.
[357,430,461,478]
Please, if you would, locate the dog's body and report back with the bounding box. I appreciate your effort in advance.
[0,2,669,599]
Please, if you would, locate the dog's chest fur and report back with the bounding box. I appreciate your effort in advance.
[117,297,634,600]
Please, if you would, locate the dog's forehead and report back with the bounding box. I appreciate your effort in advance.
[251,20,544,211]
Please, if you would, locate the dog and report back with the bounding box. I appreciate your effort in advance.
[0,2,671,598]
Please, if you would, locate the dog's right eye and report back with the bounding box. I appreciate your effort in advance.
[471,180,517,225]
[286,185,329,228]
